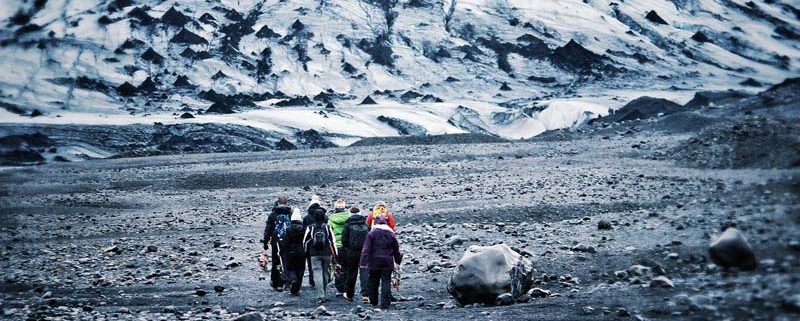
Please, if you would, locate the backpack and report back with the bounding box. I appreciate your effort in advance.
[311,224,330,250]
[274,213,290,240]
[284,223,305,255]
[348,223,369,251]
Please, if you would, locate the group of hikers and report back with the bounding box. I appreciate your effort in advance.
[259,195,402,308]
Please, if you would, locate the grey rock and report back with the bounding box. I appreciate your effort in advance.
[447,244,533,305]
[313,305,332,316]
[709,228,757,270]
[495,293,514,306]
[571,243,596,254]
[649,276,674,288]
[528,287,551,298]
[783,294,800,312]
[597,220,613,230]
[235,312,264,321]
[627,265,652,277]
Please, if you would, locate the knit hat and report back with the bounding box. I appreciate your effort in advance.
[374,216,388,225]
[334,198,346,210]
[308,195,322,208]
[350,207,360,214]
[291,207,302,221]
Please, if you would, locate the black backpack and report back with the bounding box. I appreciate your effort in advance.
[348,223,369,251]
[311,224,330,250]
[284,223,305,254]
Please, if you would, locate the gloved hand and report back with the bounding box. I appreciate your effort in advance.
[258,250,269,267]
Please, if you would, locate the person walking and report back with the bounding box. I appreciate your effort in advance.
[341,206,370,302]
[262,196,292,291]
[360,216,402,309]
[366,201,396,232]
[303,195,327,288]
[282,208,307,295]
[327,199,349,293]
[303,206,338,304]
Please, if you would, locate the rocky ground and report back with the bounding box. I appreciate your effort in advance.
[1,82,799,320]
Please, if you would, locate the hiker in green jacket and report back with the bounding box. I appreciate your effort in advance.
[328,198,349,293]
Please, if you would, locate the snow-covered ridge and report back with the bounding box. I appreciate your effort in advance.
[0,0,797,142]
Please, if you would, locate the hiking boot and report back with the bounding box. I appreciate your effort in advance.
[343,293,353,302]
[361,295,370,303]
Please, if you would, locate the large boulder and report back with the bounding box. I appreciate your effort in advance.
[447,244,533,305]
[709,228,757,271]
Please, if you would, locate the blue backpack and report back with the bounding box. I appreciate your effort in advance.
[274,213,290,240]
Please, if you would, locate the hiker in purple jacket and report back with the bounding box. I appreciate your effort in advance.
[359,216,402,309]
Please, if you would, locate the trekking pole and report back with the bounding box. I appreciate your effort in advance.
[392,263,402,300]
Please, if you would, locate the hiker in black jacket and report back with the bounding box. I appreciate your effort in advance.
[262,196,292,291]
[302,195,327,288]
[283,208,307,295]
[303,206,338,304]
[341,207,370,302]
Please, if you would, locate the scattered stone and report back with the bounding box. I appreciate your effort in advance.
[180,112,195,119]
[528,287,551,298]
[313,305,332,316]
[649,276,674,288]
[614,270,629,279]
[495,293,514,306]
[235,312,264,321]
[616,308,631,317]
[195,289,207,296]
[163,306,178,313]
[708,228,757,270]
[146,245,158,253]
[782,294,800,312]
[627,265,652,277]
[570,243,596,254]
[597,220,613,230]
[214,285,225,293]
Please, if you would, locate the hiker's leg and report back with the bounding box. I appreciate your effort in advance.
[367,269,380,306]
[359,267,369,298]
[344,255,360,299]
[320,256,332,299]
[270,241,282,289]
[379,269,392,308]
[306,255,315,287]
[289,255,304,294]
